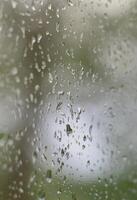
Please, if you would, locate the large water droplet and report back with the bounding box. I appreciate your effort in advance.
[48,72,53,83]
[88,125,93,142]
[46,169,52,183]
[67,0,74,7]
[66,124,73,135]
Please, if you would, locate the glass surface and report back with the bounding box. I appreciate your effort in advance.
[0,0,137,199]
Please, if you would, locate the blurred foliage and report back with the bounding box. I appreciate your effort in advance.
[28,169,137,200]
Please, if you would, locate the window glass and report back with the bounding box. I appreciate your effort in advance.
[0,0,137,199]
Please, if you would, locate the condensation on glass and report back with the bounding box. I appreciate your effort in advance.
[0,0,137,200]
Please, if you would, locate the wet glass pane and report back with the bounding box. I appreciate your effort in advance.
[0,0,137,199]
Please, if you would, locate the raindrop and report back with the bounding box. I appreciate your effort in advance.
[58,91,64,96]
[48,4,52,10]
[122,155,128,162]
[46,31,50,36]
[76,107,82,122]
[38,191,46,200]
[37,34,42,43]
[56,102,63,111]
[46,169,52,183]
[67,0,74,7]
[11,0,17,9]
[38,197,46,200]
[68,103,74,119]
[35,84,40,92]
[87,160,90,167]
[83,135,87,142]
[66,124,73,135]
[48,72,53,83]
[89,125,93,135]
[88,125,93,142]
[57,188,62,195]
[47,54,51,63]
[56,9,60,18]
[56,22,60,33]
[11,67,18,75]
[29,36,36,50]
[32,151,38,164]
[61,149,65,157]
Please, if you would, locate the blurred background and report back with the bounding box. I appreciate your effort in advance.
[0,0,137,199]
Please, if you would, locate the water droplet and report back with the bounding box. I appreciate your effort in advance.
[32,151,38,164]
[37,34,42,43]
[83,135,87,141]
[89,125,93,135]
[46,169,52,183]
[48,72,53,83]
[57,188,62,194]
[56,102,63,111]
[11,67,18,75]
[66,124,73,135]
[76,107,82,122]
[88,125,93,142]
[11,0,17,9]
[47,54,51,63]
[38,197,46,200]
[122,155,127,162]
[38,191,46,200]
[67,103,74,119]
[56,9,60,18]
[58,91,64,96]
[35,84,40,92]
[29,36,36,50]
[67,0,74,7]
[56,22,60,33]
[46,31,50,36]
[48,4,52,10]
